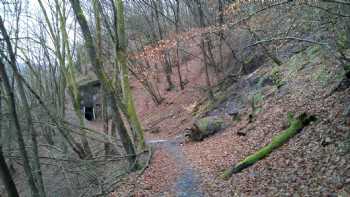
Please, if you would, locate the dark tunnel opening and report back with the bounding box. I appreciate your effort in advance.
[84,106,94,121]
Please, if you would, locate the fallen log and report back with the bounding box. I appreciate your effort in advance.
[185,116,224,141]
[221,112,316,180]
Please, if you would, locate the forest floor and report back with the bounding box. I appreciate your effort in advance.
[111,46,350,196]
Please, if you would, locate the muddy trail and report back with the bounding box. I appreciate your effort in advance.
[146,139,204,197]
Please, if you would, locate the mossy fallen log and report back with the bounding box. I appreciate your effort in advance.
[221,113,316,180]
[185,116,224,141]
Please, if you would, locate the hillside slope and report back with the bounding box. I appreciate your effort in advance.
[183,46,350,196]
[118,46,350,196]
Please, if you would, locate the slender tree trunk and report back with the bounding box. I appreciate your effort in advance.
[206,38,217,71]
[115,0,146,151]
[200,39,215,101]
[174,0,184,90]
[102,90,111,156]
[246,25,282,66]
[194,0,215,101]
[0,16,46,197]
[58,4,93,159]
[132,38,164,104]
[129,67,163,105]
[110,95,137,165]
[37,0,87,158]
[218,0,224,74]
[18,67,87,159]
[76,109,93,158]
[69,0,136,166]
[152,0,175,91]
[0,58,40,197]
[0,81,19,197]
[0,149,19,197]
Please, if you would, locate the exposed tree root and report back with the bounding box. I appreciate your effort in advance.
[221,113,316,180]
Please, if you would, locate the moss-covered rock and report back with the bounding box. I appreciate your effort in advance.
[185,116,224,141]
[286,46,323,78]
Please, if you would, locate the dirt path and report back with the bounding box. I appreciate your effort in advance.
[146,139,204,197]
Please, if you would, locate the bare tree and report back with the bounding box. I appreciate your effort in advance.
[68,0,137,166]
[0,15,46,196]
[0,77,19,197]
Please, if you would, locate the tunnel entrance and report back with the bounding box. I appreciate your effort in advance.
[84,106,94,121]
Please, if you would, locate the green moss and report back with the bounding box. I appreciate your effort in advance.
[248,91,263,121]
[244,55,255,65]
[286,52,307,74]
[222,113,315,179]
[270,66,285,88]
[312,64,331,86]
[253,92,263,104]
[305,45,321,60]
[193,89,231,118]
[283,46,327,81]
[336,31,349,50]
[195,116,223,132]
[132,162,144,171]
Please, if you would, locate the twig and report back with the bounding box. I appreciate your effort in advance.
[321,0,350,6]
[147,111,178,129]
[245,36,329,49]
[303,3,350,17]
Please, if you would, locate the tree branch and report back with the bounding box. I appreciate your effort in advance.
[245,36,329,49]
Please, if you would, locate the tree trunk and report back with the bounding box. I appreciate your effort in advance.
[221,113,315,179]
[0,80,19,197]
[69,0,137,166]
[174,0,184,90]
[102,90,112,156]
[195,0,215,101]
[218,0,224,75]
[152,0,175,91]
[0,58,40,197]
[115,0,146,151]
[0,149,19,197]
[37,0,88,159]
[0,17,46,197]
[58,6,93,159]
[200,39,215,101]
[246,25,283,66]
[129,66,163,105]
[110,96,137,165]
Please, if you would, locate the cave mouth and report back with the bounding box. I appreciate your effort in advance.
[84,106,94,121]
